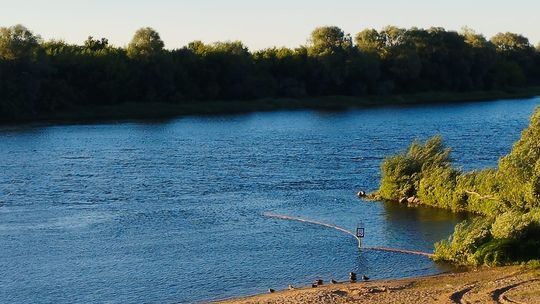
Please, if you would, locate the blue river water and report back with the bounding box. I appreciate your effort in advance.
[1,97,539,303]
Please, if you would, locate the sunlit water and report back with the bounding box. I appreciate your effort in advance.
[1,97,539,303]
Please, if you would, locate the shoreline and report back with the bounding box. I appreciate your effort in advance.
[215,265,539,303]
[2,87,540,126]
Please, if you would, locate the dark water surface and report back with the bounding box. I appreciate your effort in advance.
[1,97,539,303]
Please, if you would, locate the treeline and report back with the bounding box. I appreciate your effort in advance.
[374,107,540,266]
[1,24,540,121]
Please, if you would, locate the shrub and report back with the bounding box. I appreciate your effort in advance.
[491,211,533,239]
[418,166,462,210]
[433,217,493,265]
[378,136,451,200]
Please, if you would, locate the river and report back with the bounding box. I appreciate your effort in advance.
[1,97,539,303]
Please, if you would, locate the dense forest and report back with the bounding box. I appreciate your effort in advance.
[374,107,540,266]
[1,24,540,122]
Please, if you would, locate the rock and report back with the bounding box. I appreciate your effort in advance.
[407,197,415,204]
[413,197,421,204]
[399,197,408,204]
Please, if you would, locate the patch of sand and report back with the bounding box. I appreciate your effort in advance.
[216,266,539,304]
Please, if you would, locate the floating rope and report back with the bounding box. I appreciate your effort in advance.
[264,212,434,257]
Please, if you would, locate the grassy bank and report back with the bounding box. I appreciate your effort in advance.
[4,86,540,125]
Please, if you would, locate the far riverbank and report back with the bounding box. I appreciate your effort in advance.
[3,87,540,125]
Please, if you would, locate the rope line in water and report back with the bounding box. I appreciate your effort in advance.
[264,212,360,241]
[364,246,434,257]
[263,212,434,258]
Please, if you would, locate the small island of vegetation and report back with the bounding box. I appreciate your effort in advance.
[372,107,540,266]
[1,24,540,123]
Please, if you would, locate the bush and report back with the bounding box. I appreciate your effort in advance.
[378,136,451,200]
[455,169,502,216]
[524,259,540,270]
[491,211,533,239]
[418,166,462,210]
[433,217,494,265]
[497,108,540,211]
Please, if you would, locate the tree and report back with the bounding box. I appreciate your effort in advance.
[460,28,496,88]
[308,26,352,57]
[126,27,164,58]
[0,24,41,60]
[491,32,532,53]
[84,36,109,53]
[490,32,534,85]
[355,29,384,54]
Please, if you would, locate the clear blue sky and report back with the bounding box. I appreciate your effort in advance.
[1,0,538,50]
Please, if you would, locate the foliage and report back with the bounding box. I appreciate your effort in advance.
[308,26,352,57]
[0,24,41,60]
[497,109,540,210]
[127,27,164,59]
[434,214,540,266]
[491,32,533,53]
[378,107,540,266]
[418,166,462,210]
[490,211,535,241]
[1,25,540,122]
[434,217,493,265]
[378,136,451,200]
[455,169,502,215]
[524,259,540,270]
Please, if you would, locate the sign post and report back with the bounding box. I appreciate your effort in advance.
[356,223,365,249]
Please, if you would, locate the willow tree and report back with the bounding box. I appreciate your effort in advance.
[0,24,41,60]
[497,108,540,211]
[308,26,352,57]
[126,27,164,58]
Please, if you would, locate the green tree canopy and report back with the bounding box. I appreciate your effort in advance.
[127,27,164,58]
[308,26,352,56]
[84,36,109,53]
[0,24,41,60]
[490,32,532,53]
[461,27,492,49]
[355,29,384,54]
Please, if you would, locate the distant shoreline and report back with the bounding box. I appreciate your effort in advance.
[215,265,539,304]
[2,87,540,126]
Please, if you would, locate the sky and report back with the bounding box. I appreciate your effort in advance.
[1,0,539,50]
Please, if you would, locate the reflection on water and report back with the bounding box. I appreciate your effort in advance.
[0,97,539,303]
[381,201,470,248]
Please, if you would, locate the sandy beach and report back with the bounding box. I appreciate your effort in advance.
[216,266,540,304]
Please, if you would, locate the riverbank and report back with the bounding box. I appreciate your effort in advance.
[3,87,540,125]
[216,265,540,304]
